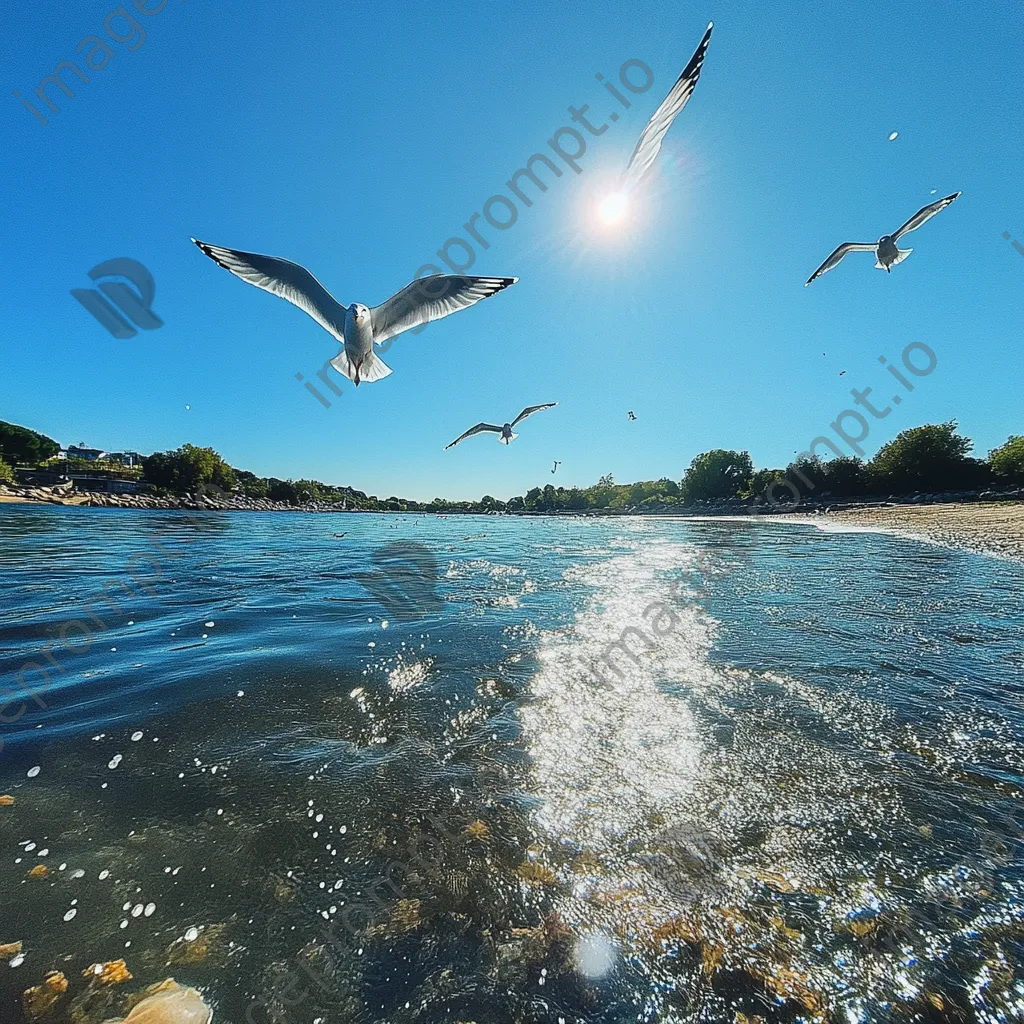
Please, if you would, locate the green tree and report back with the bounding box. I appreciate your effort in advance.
[142,444,235,494]
[681,450,754,504]
[0,421,60,465]
[989,436,1024,485]
[823,456,867,496]
[867,422,988,494]
[743,468,785,500]
[0,455,15,485]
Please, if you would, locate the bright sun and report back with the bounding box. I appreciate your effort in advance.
[599,192,628,224]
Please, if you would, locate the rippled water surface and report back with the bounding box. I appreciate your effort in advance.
[1,507,1023,1023]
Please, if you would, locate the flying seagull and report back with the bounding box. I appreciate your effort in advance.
[628,410,637,421]
[805,192,961,286]
[601,22,712,224]
[192,239,516,385]
[551,460,561,474]
[444,404,557,450]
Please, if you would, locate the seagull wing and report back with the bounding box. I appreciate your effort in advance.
[804,243,877,286]
[893,191,961,240]
[444,423,504,450]
[192,239,348,341]
[511,402,558,427]
[622,22,713,191]
[371,276,516,345]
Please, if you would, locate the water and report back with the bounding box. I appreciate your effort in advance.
[1,506,1022,1023]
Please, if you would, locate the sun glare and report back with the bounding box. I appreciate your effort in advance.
[599,192,628,224]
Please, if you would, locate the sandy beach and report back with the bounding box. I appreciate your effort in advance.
[809,501,1024,562]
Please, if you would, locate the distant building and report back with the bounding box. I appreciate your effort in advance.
[66,445,107,461]
[107,451,144,466]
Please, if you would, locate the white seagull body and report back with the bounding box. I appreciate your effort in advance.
[445,404,557,450]
[192,239,516,385]
[621,22,713,194]
[805,192,961,286]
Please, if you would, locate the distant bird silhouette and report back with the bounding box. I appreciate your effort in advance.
[333,532,347,538]
[838,370,846,376]
[551,460,561,474]
[805,192,961,285]
[628,411,637,421]
[445,403,557,450]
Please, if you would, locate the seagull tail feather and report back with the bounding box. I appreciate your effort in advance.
[877,248,912,269]
[359,354,392,383]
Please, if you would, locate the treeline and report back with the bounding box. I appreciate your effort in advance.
[678,422,1024,509]
[3,418,1022,513]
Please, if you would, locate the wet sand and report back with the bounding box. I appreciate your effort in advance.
[809,501,1024,561]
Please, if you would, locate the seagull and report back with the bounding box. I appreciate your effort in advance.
[838,370,846,377]
[600,22,712,223]
[628,410,637,421]
[192,239,516,385]
[444,404,557,450]
[805,192,961,286]
[551,460,561,474]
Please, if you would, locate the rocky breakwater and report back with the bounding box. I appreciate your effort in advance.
[0,483,349,514]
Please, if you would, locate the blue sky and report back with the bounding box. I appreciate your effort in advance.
[2,0,1022,501]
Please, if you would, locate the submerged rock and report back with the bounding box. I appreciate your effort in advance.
[82,959,133,985]
[22,970,68,1020]
[104,979,212,1024]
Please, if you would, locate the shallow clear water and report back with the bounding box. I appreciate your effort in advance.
[1,507,1022,1023]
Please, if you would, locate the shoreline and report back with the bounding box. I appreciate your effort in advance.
[3,485,1024,560]
[801,501,1024,563]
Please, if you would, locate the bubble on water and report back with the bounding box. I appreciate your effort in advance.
[123,902,132,910]
[381,620,389,629]
[120,920,128,929]
[144,903,156,917]
[237,690,245,697]
[202,634,208,639]
[27,767,40,778]
[59,864,67,871]
[108,755,123,770]
[70,869,85,880]
[205,621,215,628]
[132,904,144,917]
[888,131,899,141]
[39,849,48,857]
[25,843,36,852]
[9,953,25,967]
[368,642,376,648]
[63,909,77,922]
[184,927,200,942]
[99,870,110,880]
[315,814,323,823]
[131,731,143,742]
[574,931,618,979]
